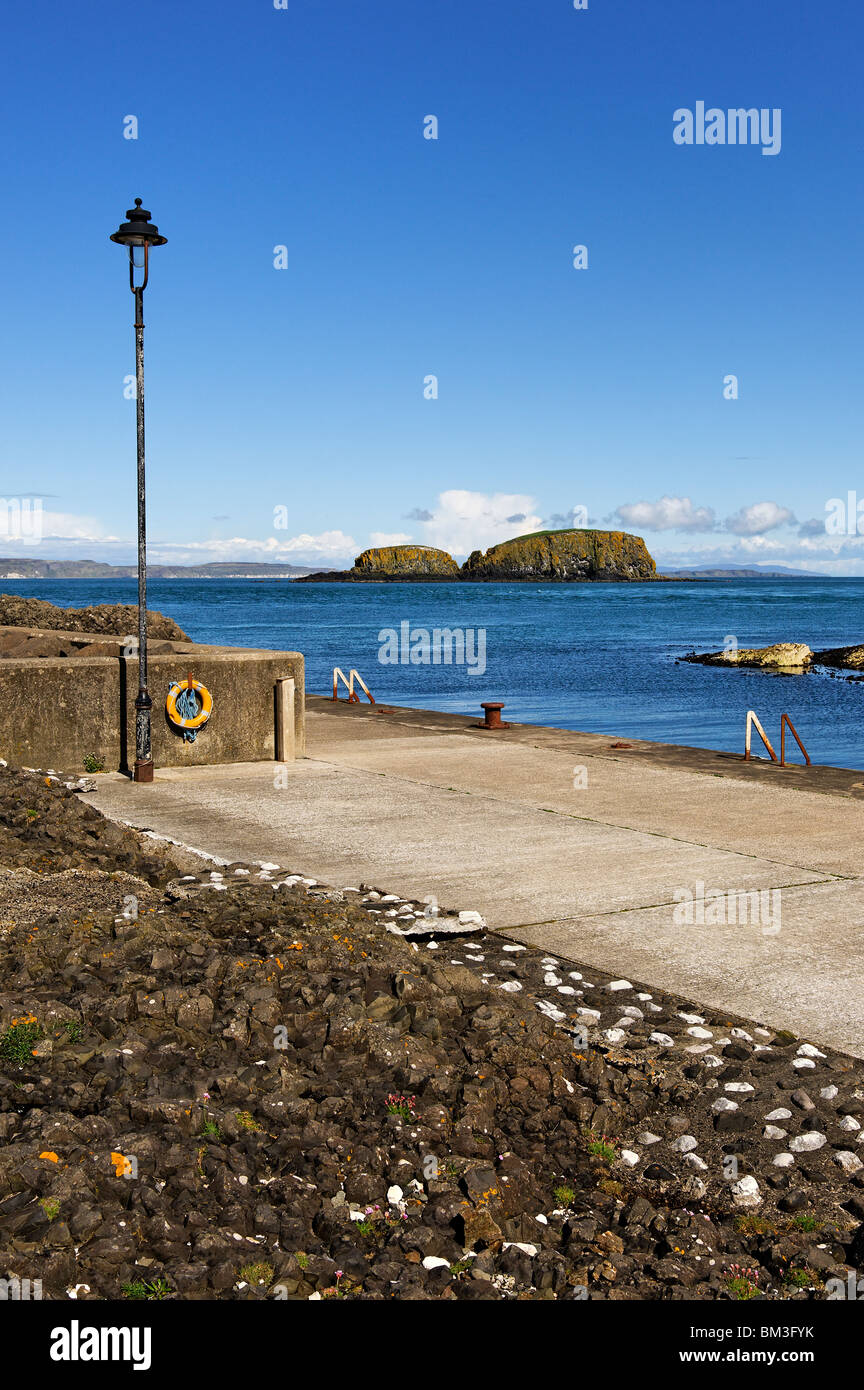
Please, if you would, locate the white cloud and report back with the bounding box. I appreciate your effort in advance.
[0,507,118,545]
[419,490,543,556]
[148,532,358,566]
[614,496,716,533]
[368,532,413,548]
[725,501,795,536]
[651,530,864,575]
[0,522,359,568]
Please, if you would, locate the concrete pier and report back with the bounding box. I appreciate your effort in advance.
[84,697,864,1056]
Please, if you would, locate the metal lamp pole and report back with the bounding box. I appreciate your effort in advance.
[110,200,167,782]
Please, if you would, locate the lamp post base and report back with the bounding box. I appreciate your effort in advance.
[133,760,154,783]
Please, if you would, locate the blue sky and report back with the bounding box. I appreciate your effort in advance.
[2,0,863,572]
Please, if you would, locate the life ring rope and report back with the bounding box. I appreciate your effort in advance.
[167,677,212,743]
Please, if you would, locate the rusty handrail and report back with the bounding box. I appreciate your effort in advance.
[780,713,810,767]
[332,667,375,705]
[744,709,778,763]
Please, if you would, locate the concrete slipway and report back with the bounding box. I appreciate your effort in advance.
[85,697,864,1057]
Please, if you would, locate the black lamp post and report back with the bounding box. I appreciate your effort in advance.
[110,199,167,783]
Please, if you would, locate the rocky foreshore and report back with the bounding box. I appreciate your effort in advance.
[2,764,863,1302]
[0,595,189,642]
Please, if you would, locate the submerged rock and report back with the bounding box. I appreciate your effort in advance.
[684,642,812,670]
[812,644,864,670]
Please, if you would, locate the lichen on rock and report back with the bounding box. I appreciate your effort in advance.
[352,545,460,578]
[461,529,656,582]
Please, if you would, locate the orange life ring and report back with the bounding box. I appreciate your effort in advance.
[166,678,213,731]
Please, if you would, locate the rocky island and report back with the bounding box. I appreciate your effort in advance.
[299,528,657,583]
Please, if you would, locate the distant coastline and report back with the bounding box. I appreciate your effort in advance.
[0,557,839,582]
[0,560,328,580]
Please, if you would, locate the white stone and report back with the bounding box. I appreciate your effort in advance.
[537,999,567,1022]
[836,1151,864,1174]
[502,944,526,952]
[458,910,485,926]
[671,1135,698,1153]
[773,1153,795,1168]
[731,1175,761,1207]
[765,1107,792,1121]
[620,1150,640,1167]
[608,980,632,991]
[678,1012,705,1024]
[649,1032,674,1047]
[637,1131,662,1146]
[577,1007,601,1021]
[499,981,522,993]
[792,1058,816,1070]
[387,1185,403,1205]
[535,1214,548,1224]
[797,1043,826,1058]
[839,1115,861,1132]
[725,1082,755,1094]
[820,1086,838,1101]
[568,971,583,981]
[683,1153,708,1171]
[557,986,577,995]
[789,1132,826,1153]
[687,1026,714,1040]
[712,1098,738,1113]
[731,1028,753,1042]
[502,1242,537,1257]
[604,1029,627,1044]
[544,972,562,987]
[422,1256,451,1270]
[763,1126,787,1140]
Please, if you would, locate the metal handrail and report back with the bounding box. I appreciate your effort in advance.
[331,667,376,705]
[780,713,810,767]
[745,710,811,767]
[744,709,778,763]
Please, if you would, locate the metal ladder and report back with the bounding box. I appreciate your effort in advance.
[332,667,376,705]
[745,710,810,767]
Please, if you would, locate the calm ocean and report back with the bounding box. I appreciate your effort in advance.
[7,576,864,770]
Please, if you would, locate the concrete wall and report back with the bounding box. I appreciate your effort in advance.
[0,644,305,773]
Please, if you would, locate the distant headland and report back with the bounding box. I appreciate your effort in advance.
[0,559,323,580]
[299,528,658,583]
